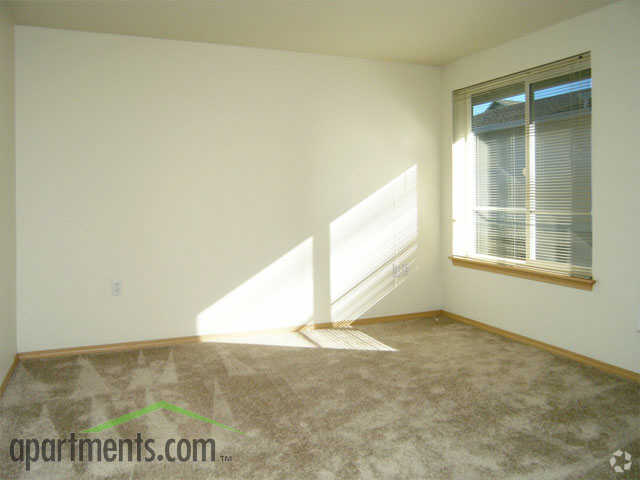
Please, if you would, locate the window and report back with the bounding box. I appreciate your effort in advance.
[451,54,593,287]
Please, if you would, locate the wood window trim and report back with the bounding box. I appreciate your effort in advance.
[449,255,595,291]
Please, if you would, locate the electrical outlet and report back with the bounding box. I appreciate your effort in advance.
[392,263,409,278]
[111,280,122,296]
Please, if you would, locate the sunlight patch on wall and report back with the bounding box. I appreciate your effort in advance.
[330,166,418,326]
[196,237,313,335]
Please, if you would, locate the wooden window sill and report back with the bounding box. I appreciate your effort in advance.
[449,256,596,291]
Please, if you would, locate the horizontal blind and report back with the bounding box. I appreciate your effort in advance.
[452,54,592,278]
[472,83,527,262]
[454,53,590,97]
[527,69,591,276]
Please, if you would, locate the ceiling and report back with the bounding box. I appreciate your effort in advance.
[4,0,617,65]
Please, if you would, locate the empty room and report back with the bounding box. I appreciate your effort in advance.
[0,0,639,478]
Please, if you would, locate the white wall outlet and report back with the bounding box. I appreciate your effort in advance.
[111,280,122,296]
[392,263,409,278]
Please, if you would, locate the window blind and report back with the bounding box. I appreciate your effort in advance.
[452,53,592,278]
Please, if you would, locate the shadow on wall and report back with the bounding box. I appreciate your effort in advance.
[196,165,418,347]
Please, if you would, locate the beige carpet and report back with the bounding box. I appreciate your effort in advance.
[1,317,639,479]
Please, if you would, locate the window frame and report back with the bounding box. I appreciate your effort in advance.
[450,54,595,289]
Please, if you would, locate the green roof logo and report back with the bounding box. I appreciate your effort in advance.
[80,401,244,434]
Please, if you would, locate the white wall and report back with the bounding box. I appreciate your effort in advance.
[0,6,16,379]
[19,3,635,374]
[441,0,640,373]
[15,27,442,352]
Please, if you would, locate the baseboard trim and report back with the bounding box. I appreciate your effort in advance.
[441,310,640,384]
[17,327,308,360]
[309,310,441,329]
[17,310,440,360]
[0,355,19,398]
[18,310,634,384]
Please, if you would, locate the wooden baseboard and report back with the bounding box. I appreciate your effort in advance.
[0,355,19,398]
[441,310,640,384]
[309,310,441,330]
[17,326,308,360]
[17,310,441,360]
[18,309,635,385]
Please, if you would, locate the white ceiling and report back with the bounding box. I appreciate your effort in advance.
[5,0,617,65]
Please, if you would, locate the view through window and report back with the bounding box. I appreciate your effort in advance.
[452,54,592,279]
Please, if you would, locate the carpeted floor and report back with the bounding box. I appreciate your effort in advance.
[1,317,639,479]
